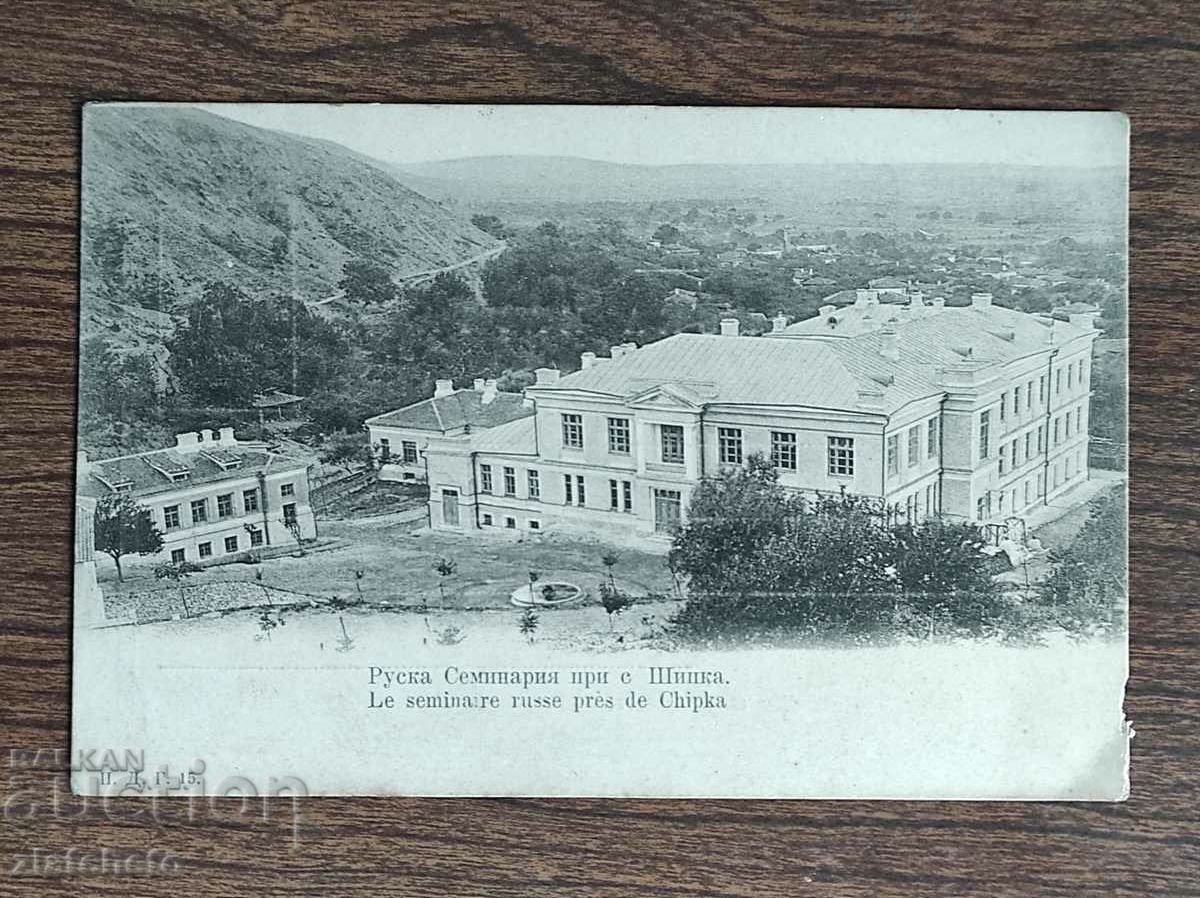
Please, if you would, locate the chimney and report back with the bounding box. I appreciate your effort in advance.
[482,378,499,404]
[175,432,200,450]
[880,323,899,361]
[473,378,486,392]
[218,426,236,445]
[771,314,788,334]
[855,289,871,306]
[719,318,740,337]
[971,292,993,309]
[932,297,946,310]
[199,428,214,443]
[580,351,597,369]
[819,304,836,318]
[908,291,925,311]
[610,344,626,359]
[434,379,454,398]
[534,367,561,385]
[621,341,638,354]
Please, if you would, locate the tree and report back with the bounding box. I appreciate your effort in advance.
[518,606,539,644]
[470,214,506,238]
[652,223,683,244]
[669,456,1004,642]
[93,495,164,581]
[434,557,457,608]
[599,581,633,631]
[320,431,371,474]
[338,258,397,306]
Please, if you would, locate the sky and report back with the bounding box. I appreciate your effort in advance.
[191,103,1127,169]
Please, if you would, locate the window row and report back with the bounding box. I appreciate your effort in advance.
[378,438,419,464]
[161,485,292,531]
[886,418,940,477]
[481,513,541,531]
[169,528,264,564]
[718,429,857,477]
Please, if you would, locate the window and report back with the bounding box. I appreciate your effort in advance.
[1026,380,1034,410]
[622,480,633,512]
[653,489,682,533]
[198,541,213,559]
[927,418,939,459]
[527,469,540,500]
[224,535,238,553]
[1064,413,1071,438]
[217,493,234,519]
[607,417,630,454]
[999,391,1007,423]
[163,504,181,531]
[190,498,208,525]
[402,441,418,464]
[378,438,390,462]
[1067,364,1074,390]
[243,488,259,513]
[979,410,991,459]
[1053,417,1061,444]
[1079,359,1086,386]
[170,548,186,564]
[772,431,798,471]
[1024,432,1032,460]
[828,436,855,476]
[563,475,585,507]
[1075,408,1083,435]
[503,466,516,497]
[907,425,920,467]
[505,517,517,530]
[924,484,933,516]
[1066,456,1074,479]
[1013,385,1021,414]
[1055,368,1063,396]
[718,427,743,465]
[1024,480,1031,506]
[610,479,621,510]
[561,413,583,449]
[282,503,297,525]
[1038,375,1046,404]
[1012,438,1020,465]
[1036,425,1045,453]
[249,528,264,547]
[999,443,1007,475]
[529,520,540,530]
[482,513,493,526]
[976,498,986,521]
[280,482,295,498]
[886,434,899,476]
[480,464,493,494]
[660,424,685,464]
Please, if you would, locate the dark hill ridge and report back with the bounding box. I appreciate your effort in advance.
[80,106,498,330]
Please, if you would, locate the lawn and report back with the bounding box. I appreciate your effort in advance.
[99,518,678,611]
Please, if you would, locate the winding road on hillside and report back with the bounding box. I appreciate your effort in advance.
[306,241,507,307]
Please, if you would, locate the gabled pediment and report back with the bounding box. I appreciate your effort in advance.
[625,382,705,409]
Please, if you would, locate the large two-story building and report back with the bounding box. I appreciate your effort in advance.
[411,289,1097,540]
[79,427,318,568]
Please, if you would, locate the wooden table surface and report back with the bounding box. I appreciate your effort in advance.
[1,2,1196,895]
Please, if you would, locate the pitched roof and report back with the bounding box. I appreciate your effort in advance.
[471,415,538,455]
[540,333,871,410]
[366,389,533,433]
[539,304,1094,417]
[82,442,311,500]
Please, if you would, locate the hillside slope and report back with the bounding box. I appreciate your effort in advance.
[81,106,498,330]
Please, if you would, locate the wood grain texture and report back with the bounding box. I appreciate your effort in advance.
[1,1,1196,894]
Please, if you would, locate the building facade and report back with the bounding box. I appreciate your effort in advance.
[79,427,318,568]
[417,292,1098,540]
[365,378,532,482]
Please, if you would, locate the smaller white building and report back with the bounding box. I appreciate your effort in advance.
[365,379,533,483]
[79,427,317,568]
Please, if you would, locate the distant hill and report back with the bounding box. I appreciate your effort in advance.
[394,155,1126,230]
[81,106,499,334]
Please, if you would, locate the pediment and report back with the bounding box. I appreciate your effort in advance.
[625,382,704,409]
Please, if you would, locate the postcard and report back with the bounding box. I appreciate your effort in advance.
[72,104,1129,798]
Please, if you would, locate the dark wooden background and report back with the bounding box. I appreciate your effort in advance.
[1,2,1196,895]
